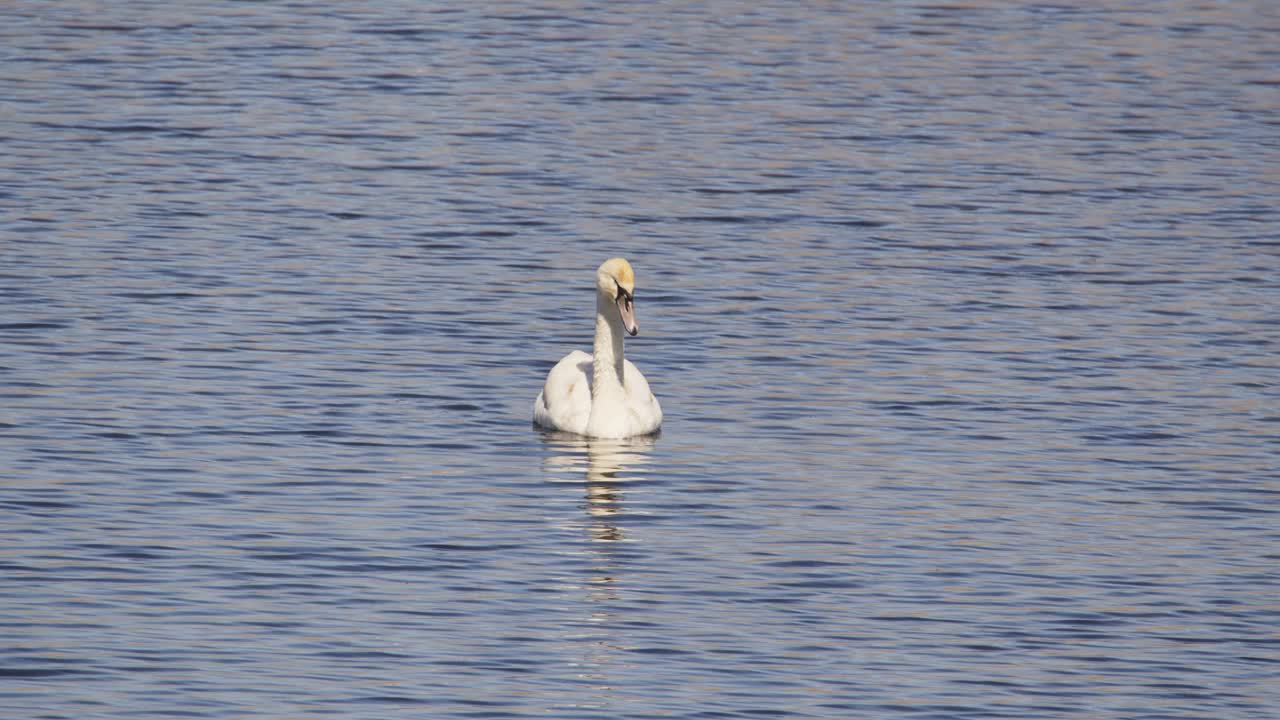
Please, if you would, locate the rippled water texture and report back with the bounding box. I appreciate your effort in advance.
[2,1,1278,718]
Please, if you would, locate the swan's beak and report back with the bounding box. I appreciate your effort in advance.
[617,288,638,336]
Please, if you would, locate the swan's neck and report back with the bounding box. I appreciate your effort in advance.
[593,292,626,396]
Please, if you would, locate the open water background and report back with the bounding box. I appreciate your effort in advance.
[2,1,1278,718]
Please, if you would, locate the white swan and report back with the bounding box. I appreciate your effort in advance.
[533,258,662,438]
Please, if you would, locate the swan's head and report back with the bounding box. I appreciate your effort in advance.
[597,257,639,336]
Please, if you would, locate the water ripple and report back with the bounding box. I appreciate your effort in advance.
[2,1,1278,719]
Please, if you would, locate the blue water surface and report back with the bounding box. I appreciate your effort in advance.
[2,2,1278,718]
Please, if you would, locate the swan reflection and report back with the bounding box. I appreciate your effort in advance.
[539,431,657,544]
[538,431,658,700]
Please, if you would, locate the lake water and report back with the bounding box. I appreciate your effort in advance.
[2,1,1278,718]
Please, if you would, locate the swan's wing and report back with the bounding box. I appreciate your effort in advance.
[533,350,593,435]
[622,359,663,434]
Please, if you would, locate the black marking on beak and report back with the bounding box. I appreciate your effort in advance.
[615,281,638,336]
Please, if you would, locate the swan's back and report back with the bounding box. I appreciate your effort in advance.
[533,350,593,435]
[533,351,662,438]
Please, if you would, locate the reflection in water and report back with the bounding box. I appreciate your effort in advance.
[538,431,658,546]
[538,431,658,703]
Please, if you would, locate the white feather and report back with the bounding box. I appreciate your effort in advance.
[533,259,662,438]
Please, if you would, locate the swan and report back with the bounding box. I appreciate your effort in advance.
[533,258,662,438]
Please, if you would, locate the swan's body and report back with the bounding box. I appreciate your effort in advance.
[534,258,662,438]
